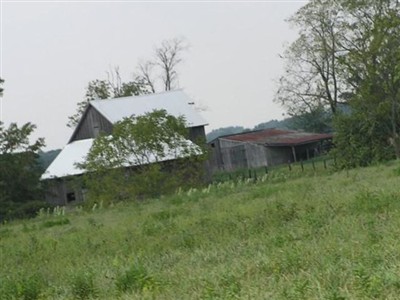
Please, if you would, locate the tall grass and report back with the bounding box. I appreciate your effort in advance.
[1,161,400,298]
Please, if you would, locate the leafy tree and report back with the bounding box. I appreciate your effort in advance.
[80,109,206,205]
[0,122,47,220]
[289,107,333,133]
[67,67,149,128]
[277,0,400,166]
[275,0,348,121]
[333,0,400,166]
[38,149,61,170]
[206,126,247,142]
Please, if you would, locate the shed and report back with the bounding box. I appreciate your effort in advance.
[209,129,332,172]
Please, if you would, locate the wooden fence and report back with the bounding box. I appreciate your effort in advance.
[211,156,336,184]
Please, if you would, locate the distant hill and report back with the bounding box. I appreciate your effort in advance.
[206,113,334,142]
[37,149,61,171]
[206,119,293,142]
[206,126,250,142]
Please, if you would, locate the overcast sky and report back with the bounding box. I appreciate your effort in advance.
[1,0,306,150]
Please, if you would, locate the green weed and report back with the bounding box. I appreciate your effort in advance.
[0,274,44,300]
[70,271,97,300]
[2,161,400,298]
[41,218,70,228]
[115,264,159,294]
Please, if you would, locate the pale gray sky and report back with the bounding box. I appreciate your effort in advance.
[1,0,306,150]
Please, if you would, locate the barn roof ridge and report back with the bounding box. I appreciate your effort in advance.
[89,89,207,127]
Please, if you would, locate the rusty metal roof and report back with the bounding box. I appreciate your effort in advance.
[221,128,332,146]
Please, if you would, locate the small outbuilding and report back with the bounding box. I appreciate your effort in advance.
[208,128,332,172]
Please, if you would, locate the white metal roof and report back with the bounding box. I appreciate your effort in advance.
[90,89,208,127]
[41,137,200,180]
[41,139,94,180]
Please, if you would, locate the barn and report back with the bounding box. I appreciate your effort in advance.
[208,128,333,172]
[41,90,208,205]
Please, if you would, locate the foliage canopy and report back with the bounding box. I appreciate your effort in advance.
[0,122,47,220]
[276,0,400,166]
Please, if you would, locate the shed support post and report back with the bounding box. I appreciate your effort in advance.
[291,146,297,163]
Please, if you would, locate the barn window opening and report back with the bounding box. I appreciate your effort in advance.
[67,192,76,202]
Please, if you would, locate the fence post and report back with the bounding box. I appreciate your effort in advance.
[300,160,304,172]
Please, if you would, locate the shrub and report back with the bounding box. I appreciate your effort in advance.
[0,200,52,221]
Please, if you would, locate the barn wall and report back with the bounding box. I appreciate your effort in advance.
[220,144,248,171]
[209,139,269,172]
[208,139,223,173]
[70,106,113,142]
[44,179,67,206]
[244,143,268,169]
[188,126,206,143]
[44,178,85,206]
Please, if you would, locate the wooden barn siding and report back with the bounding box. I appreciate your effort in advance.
[245,143,268,169]
[44,178,85,206]
[44,180,67,206]
[189,126,206,143]
[208,139,223,173]
[71,106,113,142]
[213,139,269,171]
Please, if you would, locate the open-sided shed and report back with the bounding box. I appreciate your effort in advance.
[209,129,332,172]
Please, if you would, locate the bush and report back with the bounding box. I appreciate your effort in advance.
[0,200,52,221]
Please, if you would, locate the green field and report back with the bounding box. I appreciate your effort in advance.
[2,161,400,299]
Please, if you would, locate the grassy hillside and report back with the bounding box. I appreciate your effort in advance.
[2,161,400,299]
